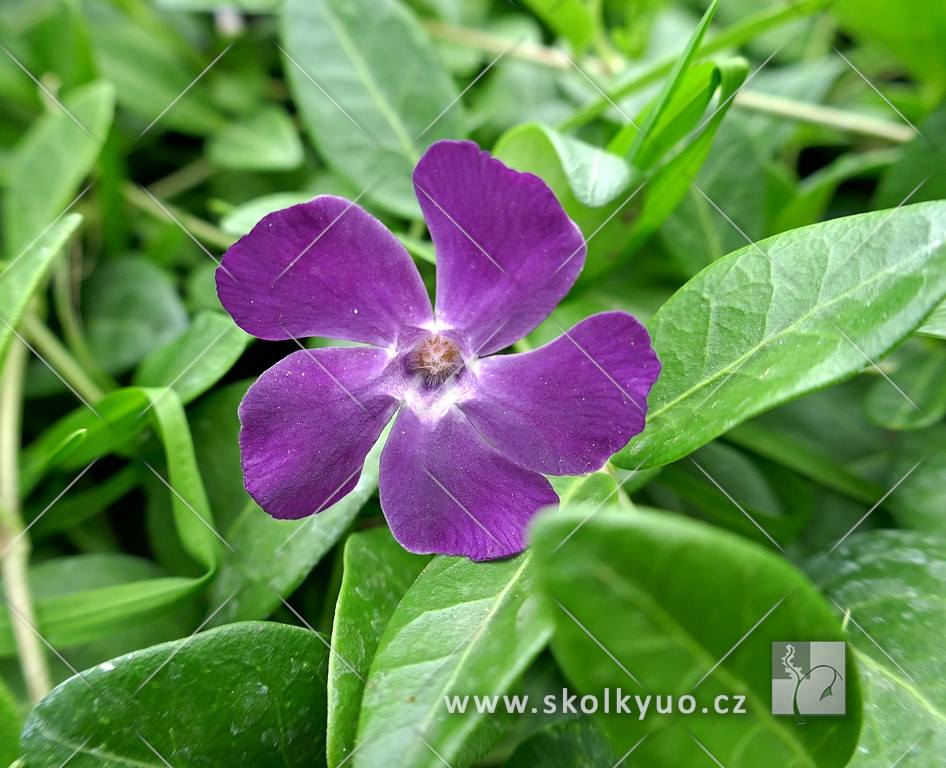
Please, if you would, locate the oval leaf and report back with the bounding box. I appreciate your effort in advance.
[615,201,946,469]
[20,622,330,767]
[530,505,862,768]
[327,528,430,766]
[353,554,553,768]
[280,0,463,218]
[809,530,946,766]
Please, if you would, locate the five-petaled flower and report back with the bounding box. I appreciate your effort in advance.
[216,140,659,561]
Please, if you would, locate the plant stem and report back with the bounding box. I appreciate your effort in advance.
[122,183,236,251]
[53,251,116,393]
[559,0,825,130]
[21,313,105,403]
[733,90,914,143]
[0,339,53,702]
[148,157,215,200]
[424,8,912,144]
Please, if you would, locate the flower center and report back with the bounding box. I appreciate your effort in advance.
[409,333,463,385]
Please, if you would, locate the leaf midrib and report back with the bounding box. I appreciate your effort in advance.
[646,232,943,427]
[318,0,419,163]
[597,566,820,767]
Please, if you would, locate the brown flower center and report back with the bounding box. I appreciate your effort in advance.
[409,334,463,385]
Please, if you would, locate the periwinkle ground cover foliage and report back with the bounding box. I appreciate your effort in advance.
[0,1,945,767]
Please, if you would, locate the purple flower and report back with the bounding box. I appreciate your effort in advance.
[216,140,659,561]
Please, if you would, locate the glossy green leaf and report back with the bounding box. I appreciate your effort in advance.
[614,201,946,470]
[83,257,189,375]
[864,341,946,430]
[0,213,82,371]
[3,81,113,258]
[24,553,200,676]
[809,530,946,766]
[531,505,861,767]
[280,0,463,218]
[353,553,554,768]
[20,622,331,767]
[208,106,304,171]
[327,528,430,767]
[133,311,250,405]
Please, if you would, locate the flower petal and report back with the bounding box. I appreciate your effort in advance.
[379,407,558,560]
[217,196,433,346]
[239,347,399,520]
[413,140,586,355]
[460,311,660,475]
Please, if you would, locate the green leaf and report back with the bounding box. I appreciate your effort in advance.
[219,192,319,237]
[517,0,593,53]
[615,0,718,166]
[87,10,223,136]
[20,622,331,768]
[24,553,201,675]
[918,299,946,339]
[614,201,946,470]
[876,103,946,211]
[280,0,464,218]
[3,81,113,258]
[809,530,946,766]
[864,340,946,430]
[327,528,430,767]
[82,257,188,375]
[834,0,946,89]
[494,123,633,209]
[504,717,615,768]
[531,505,861,768]
[132,311,250,405]
[630,58,749,257]
[888,425,946,534]
[493,123,635,281]
[0,213,82,371]
[209,435,385,624]
[2,388,217,656]
[353,554,554,768]
[208,107,304,171]
[0,674,19,767]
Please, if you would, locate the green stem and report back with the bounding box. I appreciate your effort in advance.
[21,313,105,403]
[424,12,908,144]
[52,252,115,393]
[123,183,236,251]
[733,90,914,143]
[558,0,825,131]
[0,339,53,702]
[147,158,215,200]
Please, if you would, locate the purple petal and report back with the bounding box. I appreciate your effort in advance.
[379,407,558,560]
[217,196,433,346]
[413,140,585,355]
[460,312,660,475]
[239,347,398,520]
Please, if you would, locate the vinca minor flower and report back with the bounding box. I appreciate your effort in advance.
[216,140,659,560]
